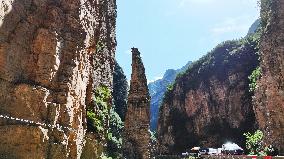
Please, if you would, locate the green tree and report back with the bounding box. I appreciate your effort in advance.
[112,61,128,121]
[249,66,261,92]
[87,85,124,158]
[107,107,124,158]
[87,86,112,140]
[243,130,274,156]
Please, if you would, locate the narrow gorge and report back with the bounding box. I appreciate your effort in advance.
[0,0,283,158]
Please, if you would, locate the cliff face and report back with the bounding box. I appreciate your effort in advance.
[0,0,116,158]
[157,37,259,154]
[254,0,284,153]
[148,61,192,131]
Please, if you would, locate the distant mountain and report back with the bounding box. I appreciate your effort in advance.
[247,19,261,35]
[148,61,192,131]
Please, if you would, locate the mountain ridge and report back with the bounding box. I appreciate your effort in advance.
[157,19,261,154]
[148,61,192,131]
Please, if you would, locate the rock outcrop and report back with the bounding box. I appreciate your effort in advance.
[157,36,259,154]
[254,0,284,154]
[123,48,151,159]
[0,0,116,158]
[148,61,192,131]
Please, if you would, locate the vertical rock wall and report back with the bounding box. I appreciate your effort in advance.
[123,48,151,159]
[0,0,116,158]
[254,0,284,154]
[157,39,259,154]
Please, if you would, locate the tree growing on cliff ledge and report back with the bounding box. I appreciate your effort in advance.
[249,66,262,92]
[244,130,275,156]
[113,61,128,121]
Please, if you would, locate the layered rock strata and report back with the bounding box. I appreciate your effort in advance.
[0,0,116,158]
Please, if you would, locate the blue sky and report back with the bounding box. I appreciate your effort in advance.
[116,0,260,83]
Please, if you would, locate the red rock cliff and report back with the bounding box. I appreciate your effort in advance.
[123,48,151,159]
[254,0,284,154]
[0,0,116,158]
[157,38,259,154]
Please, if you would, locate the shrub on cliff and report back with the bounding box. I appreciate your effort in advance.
[87,85,124,158]
[105,61,127,158]
[260,0,274,28]
[244,130,275,156]
[249,66,262,92]
[174,35,259,90]
[158,30,261,153]
[107,107,123,158]
[87,61,127,158]
[113,61,128,121]
[87,85,112,139]
[244,130,265,155]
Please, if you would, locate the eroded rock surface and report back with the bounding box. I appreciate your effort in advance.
[254,0,284,154]
[123,48,151,159]
[157,38,259,154]
[0,0,116,158]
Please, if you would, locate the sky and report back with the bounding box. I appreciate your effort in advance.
[116,0,260,83]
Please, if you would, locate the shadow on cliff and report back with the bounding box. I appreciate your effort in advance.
[158,36,260,154]
[0,0,38,84]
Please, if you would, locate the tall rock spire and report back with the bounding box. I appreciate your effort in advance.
[123,48,151,159]
[129,48,150,100]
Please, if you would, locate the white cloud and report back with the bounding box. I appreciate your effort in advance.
[178,0,258,9]
[154,76,163,80]
[210,16,252,36]
[179,0,214,7]
[147,76,163,84]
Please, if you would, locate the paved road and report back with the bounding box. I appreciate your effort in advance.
[155,155,284,159]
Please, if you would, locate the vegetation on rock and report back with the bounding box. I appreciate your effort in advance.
[254,0,284,153]
[244,130,265,155]
[244,130,275,156]
[249,67,262,92]
[148,62,192,131]
[113,61,128,121]
[107,107,124,158]
[169,33,260,96]
[87,86,112,140]
[87,85,124,158]
[158,28,260,154]
[260,0,274,28]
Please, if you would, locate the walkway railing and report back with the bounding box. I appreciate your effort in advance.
[0,114,76,132]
